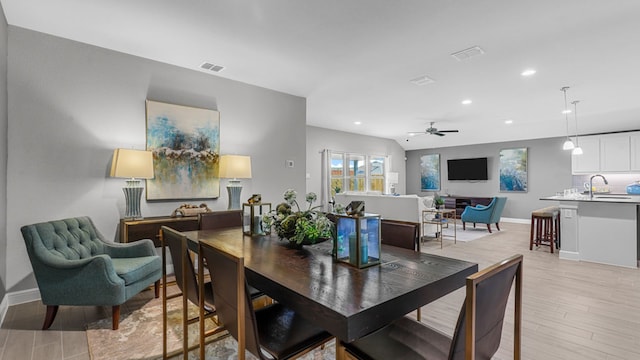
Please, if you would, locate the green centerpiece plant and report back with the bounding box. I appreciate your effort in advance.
[262,189,334,246]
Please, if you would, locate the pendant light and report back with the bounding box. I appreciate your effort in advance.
[571,100,583,155]
[561,86,575,150]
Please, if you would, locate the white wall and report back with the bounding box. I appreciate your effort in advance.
[306,126,406,197]
[0,5,8,301]
[406,137,573,219]
[6,27,307,293]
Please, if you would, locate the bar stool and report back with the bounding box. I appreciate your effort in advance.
[530,206,560,253]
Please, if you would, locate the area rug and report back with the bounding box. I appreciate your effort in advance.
[423,223,501,244]
[86,289,335,360]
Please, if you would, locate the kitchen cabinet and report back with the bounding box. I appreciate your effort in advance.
[631,134,640,171]
[571,136,600,173]
[600,134,630,172]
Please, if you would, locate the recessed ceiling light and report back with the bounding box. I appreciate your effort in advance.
[461,99,472,105]
[354,121,362,125]
[521,69,536,77]
[505,119,513,124]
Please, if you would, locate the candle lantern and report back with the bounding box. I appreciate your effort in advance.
[243,202,272,236]
[333,213,381,268]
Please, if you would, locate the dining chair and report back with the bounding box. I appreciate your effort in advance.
[198,210,243,230]
[380,219,422,321]
[198,240,334,360]
[160,226,224,359]
[339,254,523,360]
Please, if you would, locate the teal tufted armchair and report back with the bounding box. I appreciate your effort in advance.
[21,216,162,330]
[461,197,507,233]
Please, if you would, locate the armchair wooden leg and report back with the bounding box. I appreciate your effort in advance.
[486,224,492,233]
[112,305,120,330]
[462,222,466,230]
[42,305,59,330]
[154,280,160,298]
[495,223,501,231]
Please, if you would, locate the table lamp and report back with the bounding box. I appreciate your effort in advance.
[110,148,154,219]
[218,155,252,210]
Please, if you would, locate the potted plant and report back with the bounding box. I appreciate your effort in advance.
[262,189,334,247]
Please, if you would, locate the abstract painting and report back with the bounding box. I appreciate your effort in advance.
[420,154,440,191]
[499,148,527,192]
[146,100,220,200]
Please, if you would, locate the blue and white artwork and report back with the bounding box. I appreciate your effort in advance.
[500,148,527,192]
[146,100,220,200]
[420,154,440,191]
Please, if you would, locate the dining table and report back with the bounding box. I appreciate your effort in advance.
[183,227,478,359]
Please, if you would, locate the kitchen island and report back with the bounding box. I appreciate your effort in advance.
[541,194,640,268]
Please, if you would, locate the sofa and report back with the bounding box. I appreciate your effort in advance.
[335,193,438,237]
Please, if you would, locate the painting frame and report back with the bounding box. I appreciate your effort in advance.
[499,147,528,193]
[420,154,440,192]
[145,100,221,201]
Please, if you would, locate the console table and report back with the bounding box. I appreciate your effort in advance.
[441,195,492,218]
[120,215,199,247]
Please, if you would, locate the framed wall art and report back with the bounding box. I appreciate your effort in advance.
[499,147,528,192]
[420,154,440,191]
[146,100,220,200]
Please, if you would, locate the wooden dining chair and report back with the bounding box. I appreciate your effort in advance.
[380,219,422,321]
[198,240,334,360]
[198,210,243,230]
[160,226,225,359]
[339,254,523,360]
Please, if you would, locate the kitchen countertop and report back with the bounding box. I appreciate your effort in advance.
[541,194,640,204]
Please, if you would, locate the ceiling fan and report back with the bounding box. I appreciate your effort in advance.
[408,122,459,137]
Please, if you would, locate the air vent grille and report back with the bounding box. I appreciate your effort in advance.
[410,75,435,86]
[200,62,225,72]
[451,46,485,61]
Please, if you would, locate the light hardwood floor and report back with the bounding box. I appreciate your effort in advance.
[1,222,639,360]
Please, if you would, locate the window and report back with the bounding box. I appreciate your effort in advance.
[329,152,389,194]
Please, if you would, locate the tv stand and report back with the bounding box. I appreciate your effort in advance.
[442,195,493,219]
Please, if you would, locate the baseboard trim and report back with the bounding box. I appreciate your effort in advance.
[559,250,580,261]
[0,288,41,327]
[502,217,530,224]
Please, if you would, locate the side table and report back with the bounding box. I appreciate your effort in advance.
[421,208,457,249]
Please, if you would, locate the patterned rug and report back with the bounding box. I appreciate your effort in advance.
[86,288,335,360]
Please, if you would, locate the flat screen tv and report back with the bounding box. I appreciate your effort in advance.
[447,157,488,180]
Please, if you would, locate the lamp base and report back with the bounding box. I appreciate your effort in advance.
[123,179,144,219]
[226,179,243,210]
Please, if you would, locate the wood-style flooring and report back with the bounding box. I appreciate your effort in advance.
[1,222,639,360]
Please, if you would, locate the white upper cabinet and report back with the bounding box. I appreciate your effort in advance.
[571,131,639,174]
[600,134,630,172]
[631,134,640,171]
[572,136,600,173]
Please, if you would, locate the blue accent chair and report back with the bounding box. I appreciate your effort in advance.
[21,216,162,330]
[461,197,507,233]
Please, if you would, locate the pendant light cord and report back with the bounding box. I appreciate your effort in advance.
[572,100,580,145]
[561,86,570,140]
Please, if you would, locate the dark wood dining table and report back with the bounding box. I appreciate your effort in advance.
[183,227,478,356]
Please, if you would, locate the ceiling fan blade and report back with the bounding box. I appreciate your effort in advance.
[433,132,446,136]
[438,129,459,133]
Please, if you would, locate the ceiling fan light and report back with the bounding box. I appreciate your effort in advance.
[563,139,575,150]
[572,146,583,155]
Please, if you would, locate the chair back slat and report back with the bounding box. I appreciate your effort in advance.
[199,241,263,360]
[449,254,523,360]
[198,210,243,230]
[380,219,420,252]
[161,227,200,306]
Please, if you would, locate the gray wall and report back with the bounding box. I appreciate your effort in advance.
[0,5,8,301]
[407,137,573,219]
[306,126,406,197]
[6,27,307,293]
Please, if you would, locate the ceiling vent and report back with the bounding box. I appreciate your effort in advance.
[451,46,485,61]
[410,75,435,86]
[200,62,225,72]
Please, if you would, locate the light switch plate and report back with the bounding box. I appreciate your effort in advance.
[286,160,294,168]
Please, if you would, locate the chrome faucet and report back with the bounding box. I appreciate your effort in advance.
[589,174,608,199]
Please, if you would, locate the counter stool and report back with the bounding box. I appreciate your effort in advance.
[530,206,560,253]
